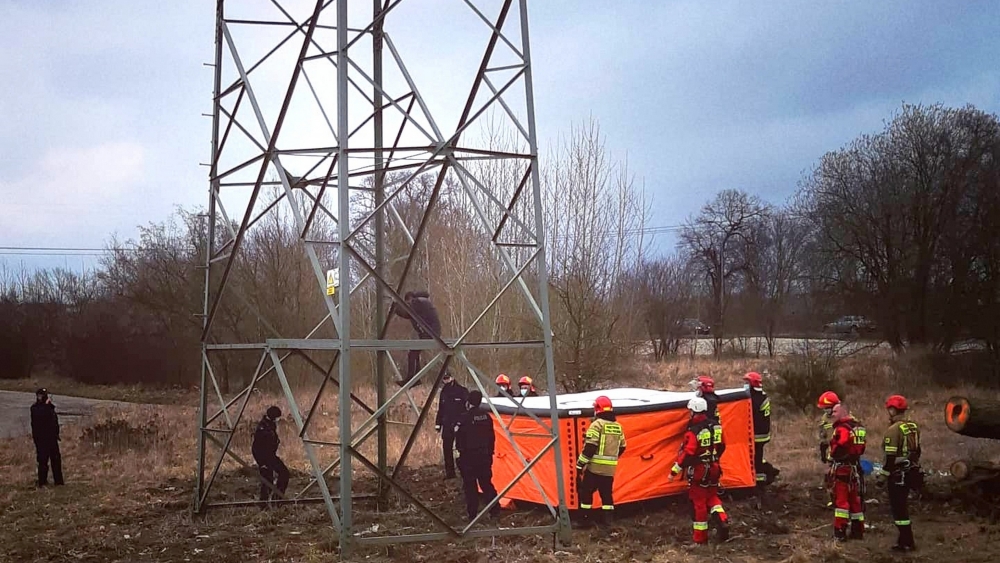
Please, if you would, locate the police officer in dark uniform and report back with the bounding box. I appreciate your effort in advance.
[252,406,289,504]
[31,388,63,487]
[454,390,500,521]
[435,372,468,479]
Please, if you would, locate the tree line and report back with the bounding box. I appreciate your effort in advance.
[2,103,999,391]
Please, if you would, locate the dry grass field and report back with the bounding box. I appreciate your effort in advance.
[4,353,1000,562]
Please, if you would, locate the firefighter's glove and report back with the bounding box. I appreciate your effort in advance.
[669,463,682,482]
[819,443,829,463]
[435,425,441,432]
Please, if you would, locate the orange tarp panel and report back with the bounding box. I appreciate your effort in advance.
[490,399,755,509]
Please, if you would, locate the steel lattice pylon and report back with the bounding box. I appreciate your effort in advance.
[194,0,570,553]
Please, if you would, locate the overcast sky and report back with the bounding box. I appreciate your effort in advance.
[2,0,999,272]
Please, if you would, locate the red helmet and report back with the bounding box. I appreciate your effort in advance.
[743,371,763,388]
[593,395,613,413]
[495,374,510,386]
[885,395,908,412]
[518,376,533,387]
[696,375,715,393]
[816,391,840,409]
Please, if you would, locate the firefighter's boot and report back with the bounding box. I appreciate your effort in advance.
[834,526,848,542]
[591,509,607,528]
[717,521,730,542]
[893,524,916,551]
[849,519,864,540]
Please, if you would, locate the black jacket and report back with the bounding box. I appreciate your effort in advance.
[252,416,280,461]
[749,389,771,441]
[436,381,469,427]
[455,405,495,456]
[702,391,721,423]
[396,291,442,338]
[30,401,60,445]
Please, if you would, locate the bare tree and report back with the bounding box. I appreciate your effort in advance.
[743,209,810,356]
[680,189,768,354]
[544,118,648,391]
[635,255,696,360]
[801,104,1000,350]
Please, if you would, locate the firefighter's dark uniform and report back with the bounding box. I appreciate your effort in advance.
[672,412,728,544]
[575,413,626,525]
[879,417,921,551]
[436,379,468,478]
[702,391,721,423]
[749,387,772,486]
[395,291,442,385]
[829,416,867,540]
[30,394,63,487]
[252,414,289,503]
[454,392,500,521]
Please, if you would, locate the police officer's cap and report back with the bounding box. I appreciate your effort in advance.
[36,388,48,396]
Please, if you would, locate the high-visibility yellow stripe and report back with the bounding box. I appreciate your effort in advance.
[580,504,591,509]
[755,435,771,443]
[711,505,725,514]
[693,522,709,531]
[834,509,849,518]
[894,519,911,526]
[577,455,590,464]
[884,446,898,453]
[590,458,618,466]
[850,512,865,521]
[602,505,614,510]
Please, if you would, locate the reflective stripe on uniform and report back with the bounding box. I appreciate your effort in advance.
[693,521,709,531]
[587,420,623,468]
[834,508,849,519]
[755,434,771,443]
[577,455,590,465]
[711,505,725,515]
[602,505,614,510]
[580,504,592,509]
[894,519,911,526]
[756,473,767,482]
[850,512,865,521]
[884,446,898,453]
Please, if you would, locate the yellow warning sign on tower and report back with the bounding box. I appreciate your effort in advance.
[326,269,339,296]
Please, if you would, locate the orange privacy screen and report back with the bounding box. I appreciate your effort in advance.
[491,399,755,509]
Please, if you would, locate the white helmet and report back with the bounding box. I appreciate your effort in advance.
[687,397,708,413]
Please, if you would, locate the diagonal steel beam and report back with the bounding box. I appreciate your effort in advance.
[269,348,342,531]
[203,9,329,341]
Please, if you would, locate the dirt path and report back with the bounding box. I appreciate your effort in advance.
[0,390,135,439]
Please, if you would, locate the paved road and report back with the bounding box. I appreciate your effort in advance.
[0,391,134,440]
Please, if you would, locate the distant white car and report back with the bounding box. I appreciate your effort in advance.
[823,315,876,334]
[677,318,711,336]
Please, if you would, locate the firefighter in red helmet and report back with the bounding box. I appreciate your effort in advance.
[670,396,729,545]
[816,391,841,463]
[575,395,626,527]
[743,371,777,489]
[517,376,538,397]
[828,403,867,541]
[689,375,720,423]
[876,395,921,552]
[495,374,511,397]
